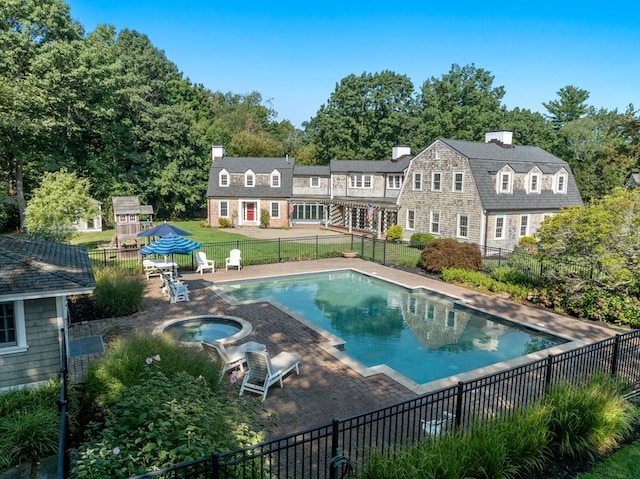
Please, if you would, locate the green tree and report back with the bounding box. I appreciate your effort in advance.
[306,70,418,164]
[418,63,505,144]
[536,187,640,295]
[24,169,97,243]
[543,85,590,129]
[498,107,560,151]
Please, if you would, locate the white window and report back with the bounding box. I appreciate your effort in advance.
[457,214,469,238]
[219,201,229,218]
[413,172,422,191]
[453,172,464,192]
[350,174,372,188]
[528,171,541,193]
[555,172,567,193]
[219,169,229,187]
[310,177,320,187]
[520,215,529,237]
[245,169,255,187]
[128,214,136,222]
[387,175,402,189]
[270,202,280,218]
[431,172,442,192]
[495,216,505,240]
[435,149,441,160]
[271,170,280,188]
[498,171,512,193]
[406,209,416,230]
[430,211,440,234]
[0,301,27,354]
[117,214,127,223]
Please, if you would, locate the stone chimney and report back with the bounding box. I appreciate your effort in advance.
[212,145,226,162]
[392,145,411,161]
[485,130,513,148]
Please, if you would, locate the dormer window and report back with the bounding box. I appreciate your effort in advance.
[387,175,402,189]
[527,168,541,194]
[554,170,568,194]
[219,169,229,187]
[271,170,281,188]
[497,168,513,194]
[245,169,255,187]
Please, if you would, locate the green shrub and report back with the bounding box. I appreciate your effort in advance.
[385,225,403,242]
[409,232,434,249]
[218,217,230,228]
[0,380,73,469]
[421,239,482,273]
[85,333,220,408]
[260,208,270,228]
[544,374,639,461]
[72,371,266,478]
[93,267,145,318]
[442,268,529,300]
[518,235,538,255]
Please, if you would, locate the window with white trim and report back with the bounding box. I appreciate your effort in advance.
[495,216,505,239]
[1,301,26,353]
[350,174,372,188]
[498,171,512,193]
[413,172,422,191]
[453,172,464,192]
[406,209,416,230]
[430,211,440,234]
[270,202,280,218]
[310,177,320,187]
[219,201,229,218]
[555,172,567,193]
[219,169,229,187]
[520,215,529,237]
[435,149,441,160]
[245,169,255,187]
[270,170,280,187]
[528,171,541,193]
[387,175,402,189]
[431,172,442,192]
[457,214,469,238]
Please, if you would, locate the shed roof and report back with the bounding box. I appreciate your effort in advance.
[0,237,96,302]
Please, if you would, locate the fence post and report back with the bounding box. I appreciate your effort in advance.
[316,236,319,259]
[360,235,364,257]
[371,237,376,262]
[544,355,554,391]
[383,238,387,265]
[611,334,621,376]
[278,238,282,262]
[329,419,340,479]
[454,382,464,430]
[211,452,220,479]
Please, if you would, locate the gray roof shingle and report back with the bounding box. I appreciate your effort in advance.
[207,157,294,198]
[440,139,583,211]
[0,237,96,301]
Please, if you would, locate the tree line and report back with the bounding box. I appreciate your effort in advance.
[1,0,639,232]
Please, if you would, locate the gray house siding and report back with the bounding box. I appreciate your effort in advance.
[399,141,484,242]
[0,298,60,389]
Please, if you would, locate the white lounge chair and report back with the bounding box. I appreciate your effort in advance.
[239,350,301,400]
[195,251,215,275]
[225,249,242,270]
[421,411,455,436]
[143,259,160,280]
[201,340,266,379]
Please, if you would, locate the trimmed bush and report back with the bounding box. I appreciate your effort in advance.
[409,232,434,249]
[93,267,145,318]
[518,235,538,254]
[385,225,403,242]
[420,238,482,273]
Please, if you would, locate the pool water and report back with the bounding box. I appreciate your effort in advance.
[217,271,567,385]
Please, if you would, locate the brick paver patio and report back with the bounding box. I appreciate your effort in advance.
[68,258,617,438]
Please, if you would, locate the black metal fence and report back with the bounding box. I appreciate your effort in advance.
[127,331,640,479]
[57,330,70,479]
[87,234,583,284]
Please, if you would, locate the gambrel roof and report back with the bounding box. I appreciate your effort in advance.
[440,139,583,211]
[0,237,95,301]
[207,156,294,198]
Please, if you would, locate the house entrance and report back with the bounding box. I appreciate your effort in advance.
[243,202,258,224]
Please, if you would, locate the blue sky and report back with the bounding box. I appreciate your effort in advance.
[66,0,639,128]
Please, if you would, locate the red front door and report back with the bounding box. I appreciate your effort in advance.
[246,203,255,221]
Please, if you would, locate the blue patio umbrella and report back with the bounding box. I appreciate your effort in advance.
[138,221,192,238]
[140,234,201,258]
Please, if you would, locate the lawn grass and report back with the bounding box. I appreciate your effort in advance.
[576,440,640,478]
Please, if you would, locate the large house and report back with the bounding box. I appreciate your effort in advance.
[206,131,583,251]
[0,237,95,390]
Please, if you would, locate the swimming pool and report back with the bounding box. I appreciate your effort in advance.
[216,270,568,386]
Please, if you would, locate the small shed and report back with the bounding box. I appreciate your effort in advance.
[112,196,154,248]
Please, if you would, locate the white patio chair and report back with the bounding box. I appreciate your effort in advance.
[195,251,215,275]
[143,259,160,280]
[225,249,242,270]
[169,281,190,303]
[421,411,455,436]
[239,350,300,400]
[201,340,266,379]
